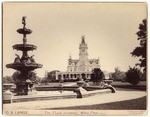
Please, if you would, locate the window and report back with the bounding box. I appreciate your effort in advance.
[74,67,76,72]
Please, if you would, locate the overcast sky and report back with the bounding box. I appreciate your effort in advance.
[3,2,147,77]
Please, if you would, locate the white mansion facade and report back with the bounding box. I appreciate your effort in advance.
[55,36,100,81]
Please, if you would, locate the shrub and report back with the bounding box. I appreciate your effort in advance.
[91,68,104,85]
[111,67,126,81]
[126,67,141,86]
[3,76,14,83]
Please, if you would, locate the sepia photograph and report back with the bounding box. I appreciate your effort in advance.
[2,2,147,116]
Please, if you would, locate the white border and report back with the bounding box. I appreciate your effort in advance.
[0,0,149,117]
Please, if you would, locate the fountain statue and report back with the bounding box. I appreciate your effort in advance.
[6,16,43,95]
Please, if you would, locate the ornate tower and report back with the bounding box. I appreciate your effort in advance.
[78,36,89,72]
[79,35,88,60]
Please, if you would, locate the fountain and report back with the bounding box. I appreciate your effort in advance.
[6,16,43,95]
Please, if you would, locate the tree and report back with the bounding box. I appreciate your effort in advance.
[47,70,60,82]
[12,71,21,84]
[131,19,147,72]
[3,76,14,83]
[111,67,126,81]
[91,68,104,85]
[12,71,40,84]
[28,71,40,84]
[41,77,49,85]
[126,67,141,86]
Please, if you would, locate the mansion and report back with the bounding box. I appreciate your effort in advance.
[55,36,100,81]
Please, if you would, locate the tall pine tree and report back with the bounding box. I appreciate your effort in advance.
[131,19,147,72]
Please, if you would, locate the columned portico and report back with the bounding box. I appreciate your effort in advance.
[56,71,91,81]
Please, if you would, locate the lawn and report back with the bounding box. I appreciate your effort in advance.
[111,81,146,91]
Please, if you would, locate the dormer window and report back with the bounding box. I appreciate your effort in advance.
[69,61,72,65]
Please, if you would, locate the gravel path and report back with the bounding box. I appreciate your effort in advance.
[3,89,146,110]
[49,96,146,110]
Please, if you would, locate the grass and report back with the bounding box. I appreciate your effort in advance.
[46,96,146,110]
[111,81,146,91]
[111,81,146,86]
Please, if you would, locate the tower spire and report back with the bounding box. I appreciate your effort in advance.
[79,35,88,60]
[69,53,72,59]
[81,35,85,44]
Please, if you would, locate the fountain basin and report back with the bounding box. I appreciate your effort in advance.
[17,28,32,34]
[13,44,37,51]
[11,89,112,103]
[6,62,43,71]
[35,85,114,92]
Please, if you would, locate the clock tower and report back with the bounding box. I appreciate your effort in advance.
[66,35,100,73]
[79,35,88,60]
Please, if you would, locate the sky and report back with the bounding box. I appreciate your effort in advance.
[3,2,147,77]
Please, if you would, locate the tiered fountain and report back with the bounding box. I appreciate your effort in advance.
[6,16,43,95]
